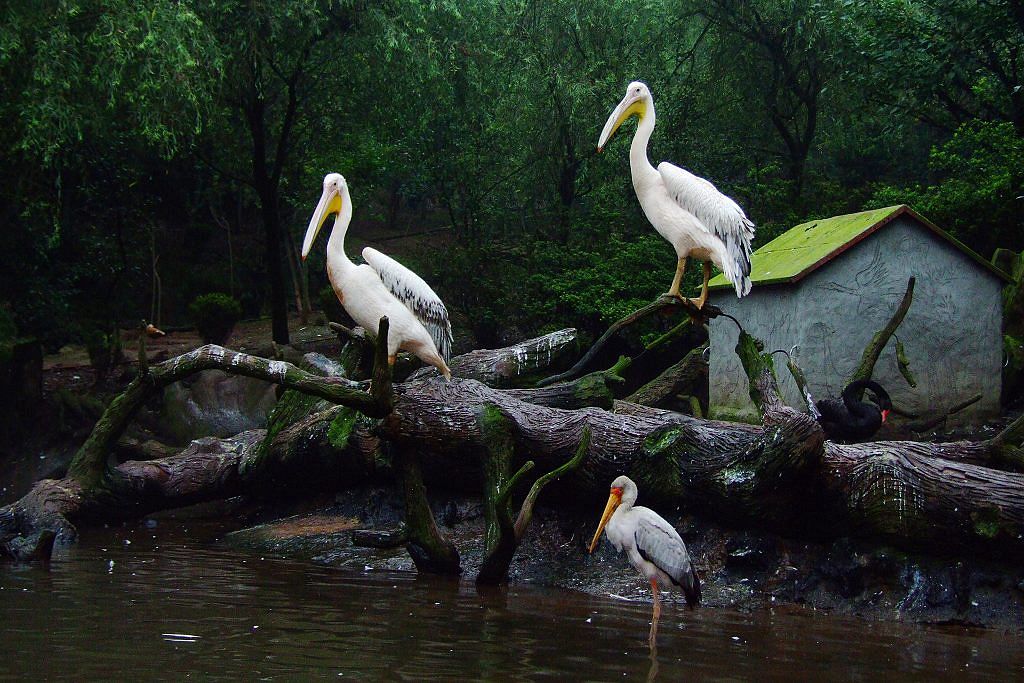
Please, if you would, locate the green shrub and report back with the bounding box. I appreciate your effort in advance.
[84,328,123,380]
[0,307,16,363]
[1002,251,1024,339]
[1004,335,1024,405]
[189,293,243,345]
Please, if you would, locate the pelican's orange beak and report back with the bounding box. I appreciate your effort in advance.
[588,486,623,553]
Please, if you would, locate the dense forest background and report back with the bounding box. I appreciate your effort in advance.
[2,0,1022,352]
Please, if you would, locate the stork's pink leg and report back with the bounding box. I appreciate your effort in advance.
[648,577,661,649]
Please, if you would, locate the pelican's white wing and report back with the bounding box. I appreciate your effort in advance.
[633,507,700,605]
[361,247,454,361]
[657,162,755,297]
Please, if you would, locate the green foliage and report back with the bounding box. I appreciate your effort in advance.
[532,235,676,327]
[0,308,16,363]
[1004,251,1024,339]
[189,293,242,345]
[3,0,1024,350]
[0,308,16,344]
[4,0,219,161]
[869,122,1024,255]
[84,328,122,378]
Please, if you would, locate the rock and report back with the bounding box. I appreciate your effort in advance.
[725,533,776,570]
[160,370,278,444]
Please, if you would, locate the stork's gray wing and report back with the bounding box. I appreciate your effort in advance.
[657,161,754,297]
[634,508,700,607]
[362,247,454,361]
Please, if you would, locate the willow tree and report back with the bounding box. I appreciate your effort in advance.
[0,0,221,344]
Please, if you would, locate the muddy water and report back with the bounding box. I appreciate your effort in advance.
[2,523,1022,681]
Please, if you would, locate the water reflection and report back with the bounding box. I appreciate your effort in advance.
[1,524,1022,680]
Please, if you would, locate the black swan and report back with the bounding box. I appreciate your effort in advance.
[815,379,892,443]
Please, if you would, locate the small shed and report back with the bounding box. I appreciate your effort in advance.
[707,205,1010,426]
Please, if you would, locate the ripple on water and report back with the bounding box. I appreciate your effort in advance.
[1,529,1022,680]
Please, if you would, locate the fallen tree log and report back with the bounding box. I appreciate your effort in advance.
[409,328,580,387]
[4,317,1024,566]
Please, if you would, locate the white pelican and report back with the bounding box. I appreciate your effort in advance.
[598,81,755,308]
[589,475,700,646]
[301,173,453,379]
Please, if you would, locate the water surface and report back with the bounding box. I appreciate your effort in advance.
[2,521,1021,680]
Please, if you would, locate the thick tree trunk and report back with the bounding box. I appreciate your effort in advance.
[4,327,1024,564]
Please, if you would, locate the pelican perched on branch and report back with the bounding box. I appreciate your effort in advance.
[598,81,755,308]
[589,475,700,647]
[301,173,453,379]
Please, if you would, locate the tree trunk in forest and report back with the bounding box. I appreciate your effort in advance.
[256,181,290,345]
[284,232,308,325]
[245,71,291,345]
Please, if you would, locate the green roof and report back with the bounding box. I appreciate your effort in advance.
[708,204,1010,290]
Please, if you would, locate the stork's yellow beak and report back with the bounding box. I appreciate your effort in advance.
[588,487,623,553]
[597,98,646,152]
[301,188,343,261]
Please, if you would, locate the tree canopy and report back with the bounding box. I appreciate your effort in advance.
[2,0,1021,349]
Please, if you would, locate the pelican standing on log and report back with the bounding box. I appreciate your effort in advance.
[302,173,453,379]
[589,475,700,647]
[597,81,755,308]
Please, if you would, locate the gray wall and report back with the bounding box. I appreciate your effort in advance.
[708,216,1004,426]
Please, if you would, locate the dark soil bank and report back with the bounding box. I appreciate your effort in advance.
[224,486,1024,632]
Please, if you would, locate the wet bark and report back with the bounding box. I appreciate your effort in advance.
[409,328,581,387]
[477,424,589,584]
[395,445,461,574]
[5,315,1024,566]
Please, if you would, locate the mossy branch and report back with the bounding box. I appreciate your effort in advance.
[495,460,536,514]
[538,296,716,387]
[395,445,461,574]
[735,330,782,418]
[66,324,396,490]
[776,347,819,416]
[894,336,917,388]
[513,426,591,537]
[644,318,691,353]
[849,277,915,385]
[478,425,591,584]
